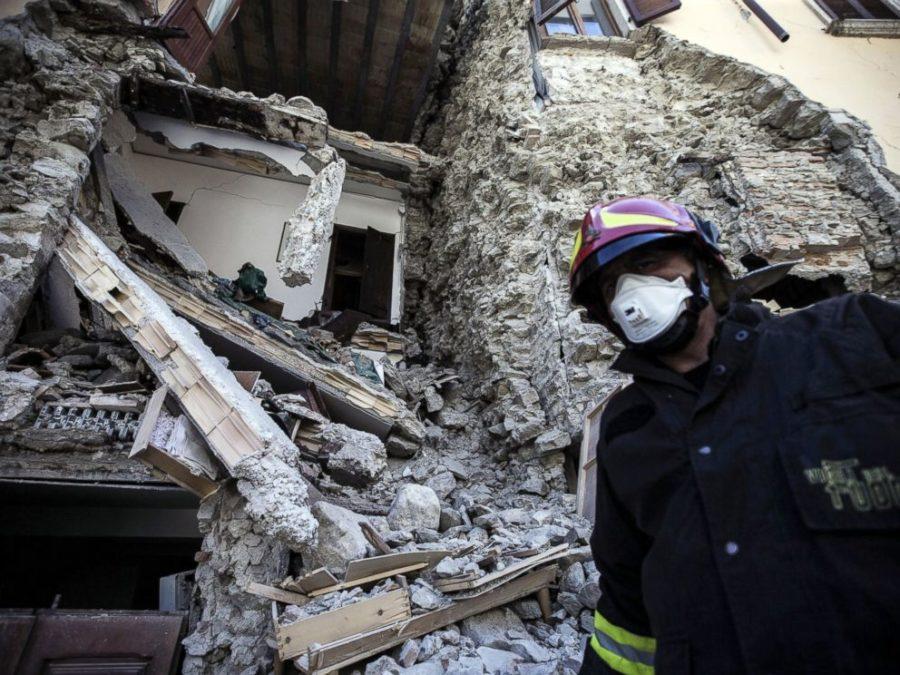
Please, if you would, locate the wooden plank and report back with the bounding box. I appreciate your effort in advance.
[262,0,280,94]
[130,385,167,458]
[434,544,568,593]
[576,386,622,522]
[275,589,411,660]
[296,0,308,95]
[376,0,416,139]
[233,370,261,393]
[359,520,392,555]
[282,567,340,594]
[403,0,453,140]
[246,582,309,606]
[232,6,250,92]
[308,563,427,597]
[327,0,343,115]
[345,550,451,582]
[351,0,380,130]
[305,566,558,674]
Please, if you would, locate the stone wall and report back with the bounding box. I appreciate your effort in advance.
[406,0,900,450]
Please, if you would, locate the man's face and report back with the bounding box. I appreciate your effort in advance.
[595,244,696,307]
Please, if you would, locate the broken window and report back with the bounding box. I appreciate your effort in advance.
[158,0,242,72]
[323,226,395,322]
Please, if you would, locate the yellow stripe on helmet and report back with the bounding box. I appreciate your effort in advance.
[569,228,584,271]
[600,209,680,229]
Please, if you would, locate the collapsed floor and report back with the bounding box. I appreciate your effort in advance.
[2,1,900,674]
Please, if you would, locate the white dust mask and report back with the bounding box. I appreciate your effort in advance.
[609,273,694,344]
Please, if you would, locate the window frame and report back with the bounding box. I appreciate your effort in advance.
[806,0,900,36]
[534,0,623,39]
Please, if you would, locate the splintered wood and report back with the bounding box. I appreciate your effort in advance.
[128,264,410,427]
[270,546,564,672]
[57,218,267,473]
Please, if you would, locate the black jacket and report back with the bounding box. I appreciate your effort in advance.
[580,294,900,674]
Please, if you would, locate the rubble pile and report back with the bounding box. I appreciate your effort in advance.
[0,327,154,457]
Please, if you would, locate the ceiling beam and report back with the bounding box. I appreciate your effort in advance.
[297,0,308,96]
[262,0,280,95]
[327,1,344,119]
[209,51,223,89]
[376,0,416,140]
[231,8,250,93]
[404,0,453,140]
[351,0,381,131]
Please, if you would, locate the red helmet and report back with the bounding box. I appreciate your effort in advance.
[569,196,727,320]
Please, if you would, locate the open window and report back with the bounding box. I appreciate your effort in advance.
[808,0,900,36]
[322,226,395,322]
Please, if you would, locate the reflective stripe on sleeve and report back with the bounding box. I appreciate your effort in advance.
[590,611,656,675]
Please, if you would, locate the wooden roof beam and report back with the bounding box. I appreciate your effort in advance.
[405,0,453,140]
[297,0,308,95]
[231,7,250,93]
[262,0,280,95]
[351,0,381,131]
[327,0,344,121]
[376,0,416,140]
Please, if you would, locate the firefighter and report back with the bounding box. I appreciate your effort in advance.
[569,196,900,674]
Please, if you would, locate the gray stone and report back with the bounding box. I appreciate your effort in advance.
[577,578,601,609]
[557,592,583,617]
[426,471,457,500]
[560,562,585,594]
[510,639,554,663]
[410,581,442,611]
[447,656,484,675]
[388,484,441,531]
[461,608,526,649]
[442,457,470,480]
[299,501,367,575]
[398,639,420,668]
[439,506,464,531]
[325,425,387,487]
[417,633,443,662]
[477,646,523,674]
[518,477,549,497]
[0,24,26,80]
[516,663,559,675]
[386,432,420,459]
[434,556,464,578]
[365,655,401,675]
[0,370,40,427]
[510,599,543,620]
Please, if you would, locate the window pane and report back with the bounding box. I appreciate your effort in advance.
[546,15,579,34]
[205,0,237,33]
[578,0,617,36]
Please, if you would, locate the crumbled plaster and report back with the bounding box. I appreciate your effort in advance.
[405,1,900,452]
[277,156,347,287]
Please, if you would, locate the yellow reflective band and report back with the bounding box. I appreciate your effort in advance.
[569,228,583,271]
[591,634,655,675]
[594,612,657,652]
[600,209,679,229]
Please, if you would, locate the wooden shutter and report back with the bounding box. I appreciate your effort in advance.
[623,0,682,26]
[534,0,576,25]
[814,0,899,19]
[159,0,242,73]
[359,228,395,321]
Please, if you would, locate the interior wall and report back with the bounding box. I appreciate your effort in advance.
[652,0,900,172]
[124,148,405,323]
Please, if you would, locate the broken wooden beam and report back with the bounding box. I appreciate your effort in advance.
[433,544,569,595]
[245,582,309,607]
[299,566,558,673]
[276,588,411,661]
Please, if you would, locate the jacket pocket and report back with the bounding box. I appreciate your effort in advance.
[778,409,900,531]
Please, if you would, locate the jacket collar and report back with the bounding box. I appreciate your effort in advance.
[611,301,772,391]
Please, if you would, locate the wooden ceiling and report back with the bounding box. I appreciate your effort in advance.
[198,0,453,142]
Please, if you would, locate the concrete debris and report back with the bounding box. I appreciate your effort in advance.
[388,484,442,532]
[277,157,347,287]
[299,501,368,576]
[323,423,387,488]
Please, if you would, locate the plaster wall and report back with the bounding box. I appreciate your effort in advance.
[124,147,405,323]
[653,0,900,171]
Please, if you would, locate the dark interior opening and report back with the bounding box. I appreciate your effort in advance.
[740,254,847,308]
[0,536,198,610]
[322,226,395,321]
[327,228,366,313]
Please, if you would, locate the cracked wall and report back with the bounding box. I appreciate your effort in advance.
[406,1,900,451]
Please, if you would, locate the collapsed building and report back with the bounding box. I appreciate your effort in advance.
[0,0,898,673]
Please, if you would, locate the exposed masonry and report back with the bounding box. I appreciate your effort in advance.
[406,1,900,452]
[2,0,900,673]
